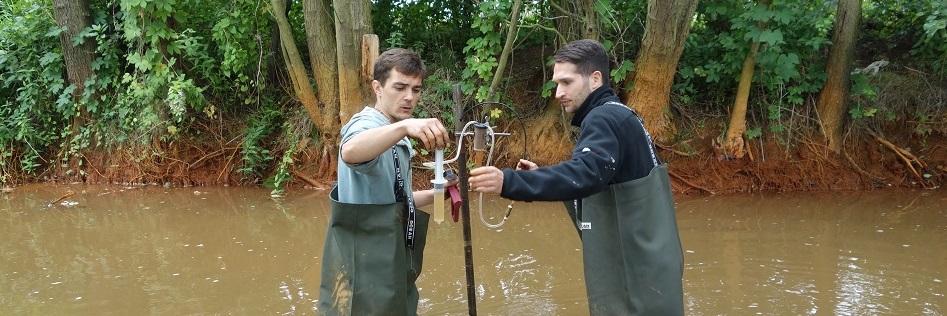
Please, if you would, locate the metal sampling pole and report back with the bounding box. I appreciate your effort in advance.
[452,84,478,315]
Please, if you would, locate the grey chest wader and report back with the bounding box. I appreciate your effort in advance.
[564,164,684,316]
[318,149,430,316]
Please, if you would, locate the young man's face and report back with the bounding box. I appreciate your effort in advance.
[552,62,600,113]
[373,69,423,122]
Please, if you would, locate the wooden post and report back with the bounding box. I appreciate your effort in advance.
[454,84,478,315]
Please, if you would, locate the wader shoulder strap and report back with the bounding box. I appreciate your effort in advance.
[604,101,660,167]
[393,148,416,249]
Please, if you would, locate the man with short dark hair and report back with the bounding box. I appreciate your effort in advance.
[469,39,685,315]
[318,48,453,315]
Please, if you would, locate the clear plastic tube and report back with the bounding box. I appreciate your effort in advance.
[432,149,445,223]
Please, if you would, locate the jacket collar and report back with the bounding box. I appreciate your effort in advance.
[570,83,620,127]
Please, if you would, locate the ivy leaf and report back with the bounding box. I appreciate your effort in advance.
[490,108,503,119]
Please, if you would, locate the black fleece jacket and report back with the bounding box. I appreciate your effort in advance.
[500,84,660,201]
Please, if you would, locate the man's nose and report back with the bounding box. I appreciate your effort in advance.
[555,86,565,99]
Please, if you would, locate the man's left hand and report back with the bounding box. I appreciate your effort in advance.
[468,166,504,194]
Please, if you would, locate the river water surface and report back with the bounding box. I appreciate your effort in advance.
[1,184,945,315]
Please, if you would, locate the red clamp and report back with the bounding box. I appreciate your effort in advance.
[443,169,463,222]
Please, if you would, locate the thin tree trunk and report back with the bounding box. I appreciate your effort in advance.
[271,0,321,124]
[723,41,760,159]
[51,0,96,112]
[623,0,699,144]
[724,0,771,159]
[486,0,522,102]
[817,0,861,152]
[333,0,372,124]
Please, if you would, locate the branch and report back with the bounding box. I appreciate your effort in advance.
[519,23,566,45]
[548,1,581,20]
[487,0,523,102]
[48,191,76,207]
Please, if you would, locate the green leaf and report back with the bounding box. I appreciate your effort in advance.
[746,127,762,139]
[45,26,65,38]
[490,108,503,119]
[759,30,784,45]
[39,52,60,66]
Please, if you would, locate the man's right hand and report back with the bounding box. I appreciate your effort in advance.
[400,118,450,151]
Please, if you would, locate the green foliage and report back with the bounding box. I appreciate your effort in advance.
[918,0,947,75]
[238,105,281,182]
[848,73,879,120]
[417,68,459,130]
[678,0,832,142]
[862,0,945,75]
[264,129,297,196]
[373,0,475,68]
[461,0,511,101]
[0,0,68,178]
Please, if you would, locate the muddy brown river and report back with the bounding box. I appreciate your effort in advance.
[1,184,945,315]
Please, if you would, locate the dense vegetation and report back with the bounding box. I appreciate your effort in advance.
[1,0,945,193]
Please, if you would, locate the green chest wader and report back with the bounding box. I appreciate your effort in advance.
[318,149,430,315]
[567,164,684,316]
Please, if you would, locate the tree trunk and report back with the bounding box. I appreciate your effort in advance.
[723,0,771,159]
[333,0,372,124]
[271,0,321,124]
[303,0,341,178]
[817,0,861,153]
[623,0,699,144]
[550,0,600,41]
[51,0,96,110]
[486,0,522,102]
[723,41,760,159]
[304,0,340,133]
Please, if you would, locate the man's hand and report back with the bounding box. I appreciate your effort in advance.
[401,118,449,151]
[468,166,504,194]
[515,159,538,170]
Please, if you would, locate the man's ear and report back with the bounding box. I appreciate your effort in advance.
[371,80,382,95]
[590,70,604,89]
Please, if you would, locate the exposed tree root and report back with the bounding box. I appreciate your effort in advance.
[868,130,928,183]
[668,168,715,195]
[292,170,329,189]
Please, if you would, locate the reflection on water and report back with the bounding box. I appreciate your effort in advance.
[678,190,947,316]
[1,185,945,315]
